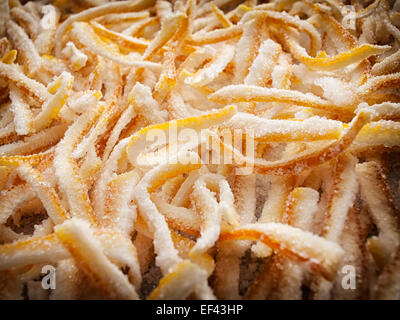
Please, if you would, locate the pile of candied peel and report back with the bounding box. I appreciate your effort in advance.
[0,0,400,300]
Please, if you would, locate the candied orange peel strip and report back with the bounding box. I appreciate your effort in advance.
[285,32,390,71]
[219,222,344,281]
[126,105,237,167]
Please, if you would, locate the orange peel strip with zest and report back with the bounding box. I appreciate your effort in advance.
[148,259,215,300]
[373,244,400,300]
[185,44,235,87]
[0,227,141,284]
[0,154,49,166]
[284,32,390,71]
[126,105,237,167]
[244,39,281,86]
[54,218,139,300]
[151,192,201,237]
[0,183,36,225]
[98,10,150,25]
[356,102,400,121]
[242,9,321,56]
[221,112,344,142]
[321,155,359,243]
[211,3,232,28]
[128,82,168,125]
[0,233,69,271]
[155,1,172,24]
[311,155,359,300]
[33,71,74,132]
[6,20,42,75]
[350,120,400,152]
[70,22,162,72]
[356,161,400,269]
[54,0,155,56]
[134,152,201,274]
[0,123,67,156]
[244,110,373,176]
[252,175,295,258]
[153,48,177,102]
[9,84,34,135]
[0,61,50,101]
[171,168,208,207]
[190,173,238,257]
[103,169,141,235]
[270,187,320,300]
[91,137,131,221]
[170,231,215,277]
[54,102,103,225]
[1,49,17,64]
[62,41,88,71]
[219,222,344,281]
[188,25,243,45]
[209,85,355,114]
[358,72,400,97]
[16,163,69,225]
[143,12,186,60]
[90,21,149,52]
